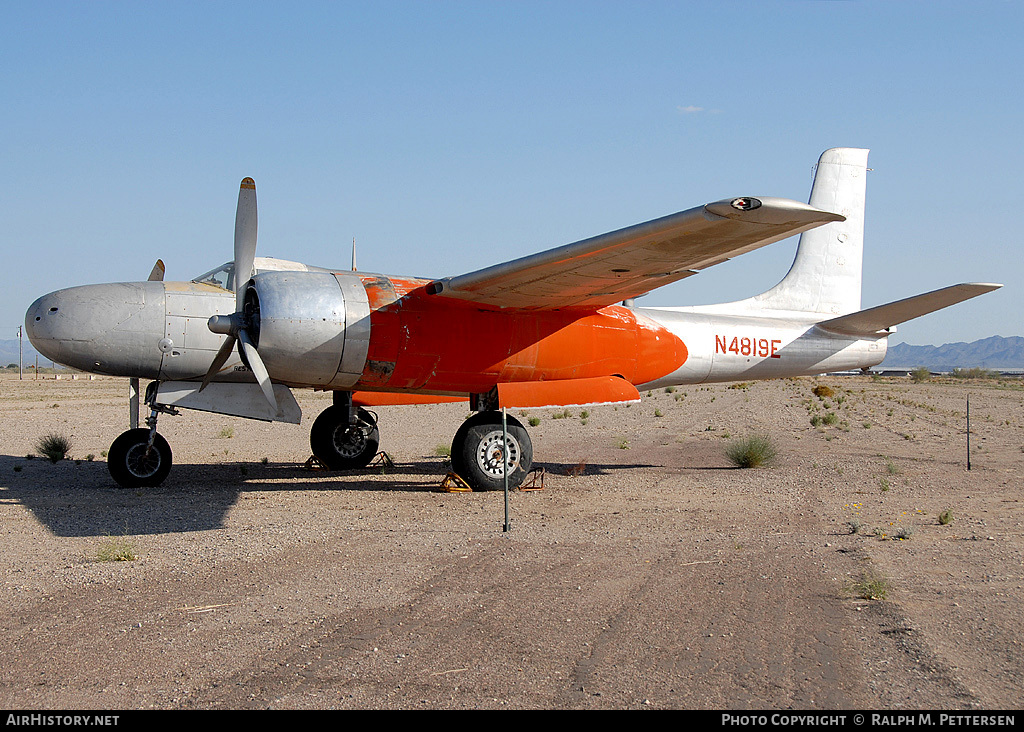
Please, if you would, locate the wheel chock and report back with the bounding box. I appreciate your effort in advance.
[521,467,545,491]
[369,451,394,469]
[304,455,329,471]
[439,472,474,493]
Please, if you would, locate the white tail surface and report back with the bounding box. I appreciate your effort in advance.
[704,147,870,318]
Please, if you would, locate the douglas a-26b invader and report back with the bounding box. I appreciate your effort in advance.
[25,149,1000,491]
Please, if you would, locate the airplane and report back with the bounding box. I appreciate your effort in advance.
[24,148,1001,492]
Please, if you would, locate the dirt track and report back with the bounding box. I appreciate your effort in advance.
[1,373,1021,709]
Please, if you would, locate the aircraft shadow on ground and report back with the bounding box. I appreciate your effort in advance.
[0,454,659,537]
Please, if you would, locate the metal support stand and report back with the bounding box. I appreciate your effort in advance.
[129,378,140,429]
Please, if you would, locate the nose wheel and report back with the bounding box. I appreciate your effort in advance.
[107,428,173,488]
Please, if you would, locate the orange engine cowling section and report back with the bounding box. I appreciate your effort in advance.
[354,274,687,396]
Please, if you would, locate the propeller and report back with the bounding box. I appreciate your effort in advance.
[200,178,278,412]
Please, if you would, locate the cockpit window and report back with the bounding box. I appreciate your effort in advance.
[192,263,235,291]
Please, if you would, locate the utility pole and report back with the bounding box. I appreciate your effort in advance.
[18,325,23,380]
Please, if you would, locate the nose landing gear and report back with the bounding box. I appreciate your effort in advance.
[108,382,177,488]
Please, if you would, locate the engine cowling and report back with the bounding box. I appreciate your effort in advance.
[245,270,370,388]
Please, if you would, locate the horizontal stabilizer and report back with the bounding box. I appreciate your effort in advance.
[817,283,1002,337]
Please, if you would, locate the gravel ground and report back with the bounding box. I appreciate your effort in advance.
[0,372,1022,709]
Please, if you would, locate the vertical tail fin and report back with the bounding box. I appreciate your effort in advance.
[723,148,870,317]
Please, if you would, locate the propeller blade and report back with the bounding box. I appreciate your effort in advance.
[234,177,258,311]
[238,329,278,413]
[148,259,165,282]
[199,334,238,392]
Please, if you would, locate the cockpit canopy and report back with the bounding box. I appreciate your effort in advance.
[191,257,323,291]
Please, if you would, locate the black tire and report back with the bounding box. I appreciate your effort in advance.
[310,405,380,470]
[107,429,173,488]
[451,412,533,492]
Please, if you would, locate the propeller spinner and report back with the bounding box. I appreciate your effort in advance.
[200,178,278,412]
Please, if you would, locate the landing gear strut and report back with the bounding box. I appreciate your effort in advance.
[108,382,176,488]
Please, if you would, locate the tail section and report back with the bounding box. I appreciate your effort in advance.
[745,147,869,315]
[654,147,1001,335]
[701,148,870,318]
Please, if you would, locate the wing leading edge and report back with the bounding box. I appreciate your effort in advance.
[427,197,844,311]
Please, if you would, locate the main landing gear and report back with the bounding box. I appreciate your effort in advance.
[450,412,533,492]
[309,400,380,470]
[309,391,535,491]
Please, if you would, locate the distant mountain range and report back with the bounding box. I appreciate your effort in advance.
[4,335,1023,374]
[880,335,1024,371]
[0,339,44,368]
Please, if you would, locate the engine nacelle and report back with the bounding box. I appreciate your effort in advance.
[246,270,370,388]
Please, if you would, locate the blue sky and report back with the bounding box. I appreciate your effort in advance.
[3,1,1020,347]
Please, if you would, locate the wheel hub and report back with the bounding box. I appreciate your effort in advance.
[333,424,369,458]
[475,430,520,478]
[125,443,162,478]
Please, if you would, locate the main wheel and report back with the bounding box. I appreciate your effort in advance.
[107,428,173,488]
[451,412,533,491]
[310,405,380,470]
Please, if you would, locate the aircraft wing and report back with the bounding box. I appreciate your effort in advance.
[428,197,845,311]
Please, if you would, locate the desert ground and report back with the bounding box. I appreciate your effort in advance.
[0,371,1021,710]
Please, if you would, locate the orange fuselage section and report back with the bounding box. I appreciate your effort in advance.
[355,275,687,395]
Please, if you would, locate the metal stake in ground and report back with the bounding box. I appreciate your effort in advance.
[967,395,971,471]
[502,407,510,532]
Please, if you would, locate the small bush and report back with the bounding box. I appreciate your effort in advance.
[725,434,778,469]
[528,417,540,427]
[35,433,72,463]
[894,526,915,541]
[812,385,834,399]
[95,536,137,562]
[434,444,451,458]
[938,509,954,525]
[849,570,889,601]
[910,367,931,383]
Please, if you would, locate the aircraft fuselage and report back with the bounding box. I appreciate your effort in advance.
[26,271,885,400]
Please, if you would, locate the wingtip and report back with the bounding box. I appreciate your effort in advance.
[705,196,845,225]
